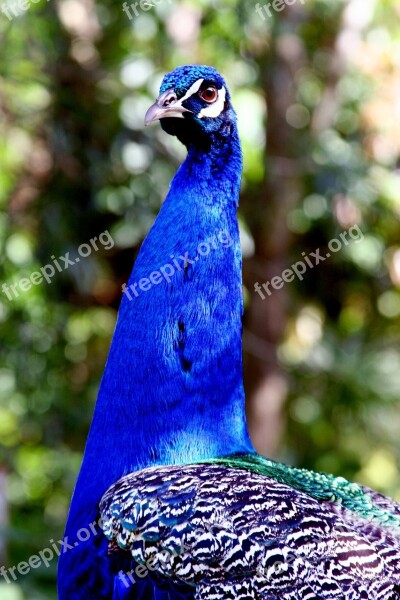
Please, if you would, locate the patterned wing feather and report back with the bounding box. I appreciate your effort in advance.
[100,463,400,599]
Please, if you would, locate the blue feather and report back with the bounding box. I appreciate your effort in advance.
[58,65,253,599]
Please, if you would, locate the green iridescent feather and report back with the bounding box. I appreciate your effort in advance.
[203,453,400,531]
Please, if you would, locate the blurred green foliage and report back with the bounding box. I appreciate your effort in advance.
[0,0,400,597]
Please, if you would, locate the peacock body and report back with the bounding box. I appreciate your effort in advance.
[58,65,400,600]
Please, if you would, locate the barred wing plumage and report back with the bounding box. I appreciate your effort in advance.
[100,462,400,600]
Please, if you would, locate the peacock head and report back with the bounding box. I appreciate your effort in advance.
[145,65,237,148]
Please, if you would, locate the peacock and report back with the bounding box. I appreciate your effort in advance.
[58,65,400,599]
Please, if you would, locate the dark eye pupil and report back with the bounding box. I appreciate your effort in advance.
[202,88,216,101]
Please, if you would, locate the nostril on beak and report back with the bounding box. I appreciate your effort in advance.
[161,93,177,107]
[145,88,190,126]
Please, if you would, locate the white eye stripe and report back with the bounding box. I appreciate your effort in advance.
[174,78,204,107]
[173,79,226,119]
[198,87,226,119]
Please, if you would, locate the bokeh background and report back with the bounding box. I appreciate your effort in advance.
[1,0,400,597]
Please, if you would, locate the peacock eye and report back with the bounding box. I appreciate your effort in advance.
[199,87,218,103]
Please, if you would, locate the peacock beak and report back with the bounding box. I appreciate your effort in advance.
[145,89,192,126]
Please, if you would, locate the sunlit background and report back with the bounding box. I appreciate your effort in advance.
[1,0,400,597]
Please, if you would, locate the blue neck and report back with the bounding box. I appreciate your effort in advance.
[66,124,253,533]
